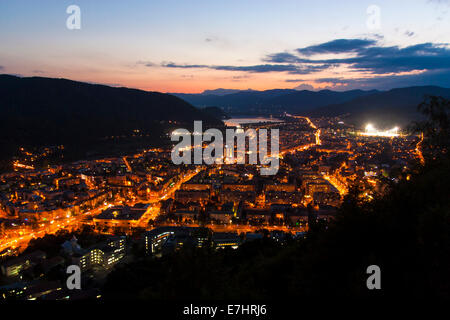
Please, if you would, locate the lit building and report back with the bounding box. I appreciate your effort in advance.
[73,236,126,271]
[144,227,180,254]
[212,232,240,249]
[0,251,46,278]
[144,226,211,255]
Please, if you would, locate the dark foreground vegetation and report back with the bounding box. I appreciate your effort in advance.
[102,97,450,300]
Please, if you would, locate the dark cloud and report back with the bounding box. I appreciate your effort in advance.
[230,75,250,81]
[337,42,450,73]
[155,38,450,89]
[285,79,303,83]
[297,39,377,56]
[161,62,329,74]
[266,40,450,74]
[0,65,4,71]
[163,62,208,69]
[264,52,303,63]
[214,64,299,73]
[311,68,450,90]
[404,30,415,37]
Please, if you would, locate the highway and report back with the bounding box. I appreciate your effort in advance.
[281,116,321,156]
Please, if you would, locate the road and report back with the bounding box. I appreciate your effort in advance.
[0,165,203,253]
[122,156,133,172]
[137,167,203,227]
[281,116,321,156]
[415,132,425,165]
[0,203,116,253]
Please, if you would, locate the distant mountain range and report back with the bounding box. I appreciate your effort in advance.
[173,86,450,127]
[0,75,221,165]
[174,89,298,113]
[173,89,379,115]
[200,88,255,96]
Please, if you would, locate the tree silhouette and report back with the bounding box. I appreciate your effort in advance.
[411,95,450,162]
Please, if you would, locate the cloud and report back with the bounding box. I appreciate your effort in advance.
[161,61,330,74]
[312,68,450,90]
[155,37,450,89]
[265,52,302,63]
[163,62,208,69]
[214,64,299,73]
[230,75,250,81]
[266,40,450,74]
[338,42,450,73]
[296,38,377,56]
[136,60,155,67]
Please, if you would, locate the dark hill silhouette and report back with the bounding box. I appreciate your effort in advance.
[201,106,230,119]
[174,88,378,114]
[0,75,222,163]
[308,86,450,127]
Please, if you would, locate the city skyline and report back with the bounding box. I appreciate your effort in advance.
[1,0,450,93]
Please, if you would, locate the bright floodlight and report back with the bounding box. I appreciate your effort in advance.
[365,123,375,132]
[360,124,400,137]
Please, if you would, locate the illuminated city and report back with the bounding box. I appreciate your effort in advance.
[1,0,449,309]
[0,114,427,298]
